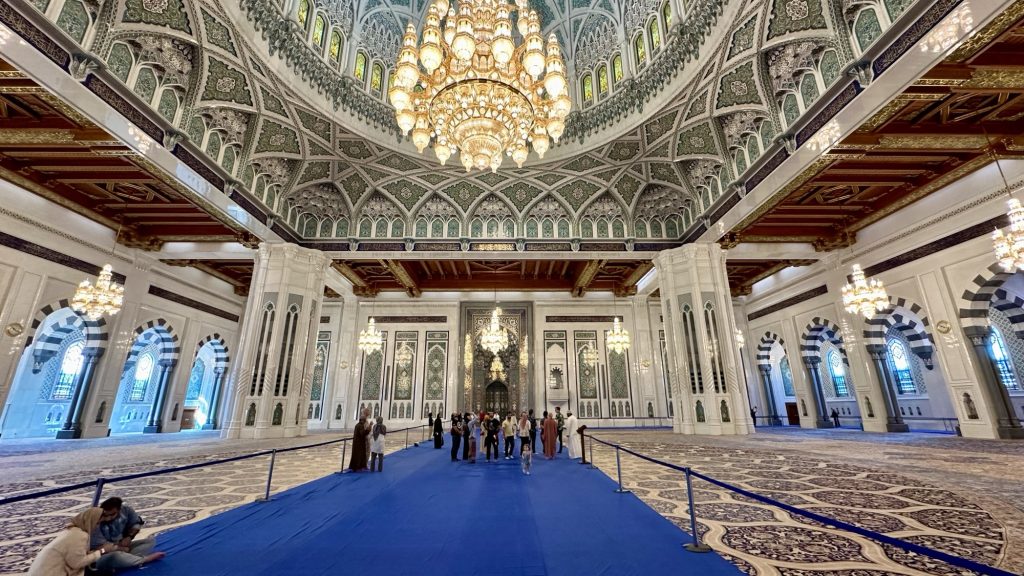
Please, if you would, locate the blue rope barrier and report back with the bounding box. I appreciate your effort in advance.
[586,434,1016,576]
[0,480,98,506]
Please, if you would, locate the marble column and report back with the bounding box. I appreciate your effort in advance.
[202,367,227,430]
[654,243,752,435]
[223,243,329,440]
[803,358,834,428]
[966,333,1024,439]
[757,366,782,425]
[867,347,909,433]
[55,351,101,439]
[143,360,174,433]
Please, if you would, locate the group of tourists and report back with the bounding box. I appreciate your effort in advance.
[348,408,388,472]
[29,497,164,576]
[432,406,581,475]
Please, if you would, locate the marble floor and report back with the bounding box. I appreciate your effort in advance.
[0,427,1020,576]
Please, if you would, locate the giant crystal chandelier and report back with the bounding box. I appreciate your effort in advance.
[358,317,384,354]
[390,0,571,172]
[72,264,124,321]
[841,264,888,319]
[606,317,630,355]
[993,198,1024,272]
[480,307,509,354]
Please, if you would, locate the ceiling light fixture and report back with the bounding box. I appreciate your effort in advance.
[390,0,571,172]
[987,132,1024,272]
[72,264,124,321]
[842,264,888,319]
[358,300,383,354]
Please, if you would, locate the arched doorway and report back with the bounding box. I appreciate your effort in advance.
[184,336,229,430]
[110,321,179,434]
[485,381,509,415]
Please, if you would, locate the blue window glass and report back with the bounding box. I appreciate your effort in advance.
[887,339,915,394]
[52,341,84,400]
[780,356,795,397]
[991,329,1019,390]
[130,353,154,402]
[827,349,848,396]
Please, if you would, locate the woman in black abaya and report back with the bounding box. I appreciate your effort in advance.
[433,413,444,448]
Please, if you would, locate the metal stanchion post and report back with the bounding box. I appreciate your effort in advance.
[91,478,106,507]
[613,446,630,494]
[683,468,711,552]
[588,436,596,469]
[338,441,348,474]
[258,449,277,502]
[405,428,409,449]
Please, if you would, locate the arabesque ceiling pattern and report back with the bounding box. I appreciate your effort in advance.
[12,0,923,249]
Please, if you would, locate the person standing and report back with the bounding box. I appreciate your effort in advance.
[28,508,121,576]
[542,411,557,459]
[466,413,478,463]
[555,407,565,454]
[750,406,757,426]
[528,409,538,454]
[450,415,463,462]
[370,416,387,472]
[502,413,516,459]
[462,412,474,460]
[349,408,371,471]
[565,411,581,459]
[519,412,533,475]
[433,412,445,449]
[831,408,841,428]
[485,412,501,461]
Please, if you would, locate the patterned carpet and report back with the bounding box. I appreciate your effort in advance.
[586,430,1023,576]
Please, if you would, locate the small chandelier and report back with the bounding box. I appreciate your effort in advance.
[396,343,414,367]
[390,0,571,172]
[993,198,1024,271]
[72,264,124,321]
[480,307,508,354]
[842,264,888,319]
[606,317,631,355]
[581,344,599,365]
[358,317,383,354]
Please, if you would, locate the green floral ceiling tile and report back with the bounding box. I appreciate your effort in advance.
[296,109,332,143]
[307,140,332,156]
[254,120,300,154]
[685,91,708,120]
[644,111,677,145]
[767,0,828,40]
[202,58,253,106]
[475,172,508,187]
[676,122,717,157]
[614,174,642,206]
[384,180,428,211]
[418,173,450,186]
[335,160,351,174]
[56,0,89,43]
[648,142,671,159]
[260,86,287,116]
[727,17,756,59]
[559,181,600,212]
[629,163,646,177]
[338,139,373,160]
[595,168,620,183]
[298,161,330,184]
[534,172,567,186]
[716,61,761,109]
[123,0,192,34]
[562,155,603,172]
[649,162,682,186]
[607,141,641,162]
[443,182,485,214]
[886,0,914,20]
[378,154,420,172]
[341,172,370,206]
[30,0,49,11]
[501,182,542,212]
[202,9,237,56]
[362,166,391,183]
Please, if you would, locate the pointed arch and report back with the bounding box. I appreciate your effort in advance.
[195,334,231,371]
[864,297,934,366]
[25,298,109,359]
[756,331,785,368]
[800,317,848,364]
[125,319,181,367]
[960,262,1015,338]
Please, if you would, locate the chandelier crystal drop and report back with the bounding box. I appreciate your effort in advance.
[842,264,888,319]
[390,0,571,172]
[480,307,509,354]
[71,264,124,321]
[606,316,631,354]
[993,198,1024,272]
[358,317,384,354]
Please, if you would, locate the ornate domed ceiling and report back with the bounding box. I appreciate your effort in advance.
[17,0,921,248]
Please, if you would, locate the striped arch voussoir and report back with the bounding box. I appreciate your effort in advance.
[800,317,848,365]
[959,262,1013,336]
[756,331,784,368]
[125,319,181,366]
[25,299,109,360]
[863,296,934,365]
[991,288,1024,339]
[195,333,231,371]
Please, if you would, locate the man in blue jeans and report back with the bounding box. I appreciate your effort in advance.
[91,497,164,572]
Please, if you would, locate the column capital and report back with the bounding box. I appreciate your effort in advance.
[803,356,821,366]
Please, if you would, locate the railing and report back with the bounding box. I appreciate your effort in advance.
[585,416,673,428]
[0,423,432,508]
[580,431,1015,576]
[901,416,959,434]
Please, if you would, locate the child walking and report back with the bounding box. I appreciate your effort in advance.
[518,412,532,475]
[369,416,386,472]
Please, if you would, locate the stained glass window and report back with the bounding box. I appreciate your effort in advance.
[354,52,367,82]
[649,20,661,50]
[827,349,848,396]
[887,338,916,394]
[991,329,1019,390]
[130,354,154,402]
[663,2,673,28]
[598,66,609,95]
[582,73,593,101]
[780,356,795,396]
[329,32,342,61]
[370,63,384,93]
[297,0,309,28]
[313,15,326,47]
[52,342,84,400]
[186,359,205,402]
[612,54,623,82]
[634,35,646,65]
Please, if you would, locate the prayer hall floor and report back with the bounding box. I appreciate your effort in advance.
[0,427,1021,575]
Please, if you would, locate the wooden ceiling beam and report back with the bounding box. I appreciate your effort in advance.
[382,259,422,298]
[572,259,605,297]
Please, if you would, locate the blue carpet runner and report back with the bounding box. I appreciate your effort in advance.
[140,439,741,576]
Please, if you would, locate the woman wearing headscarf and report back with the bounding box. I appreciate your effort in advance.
[349,408,371,471]
[369,416,387,472]
[449,414,463,462]
[432,412,444,449]
[29,508,117,576]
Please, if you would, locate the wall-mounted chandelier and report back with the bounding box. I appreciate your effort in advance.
[358,317,383,354]
[606,317,631,354]
[390,0,571,172]
[72,264,124,321]
[480,307,509,354]
[841,264,888,319]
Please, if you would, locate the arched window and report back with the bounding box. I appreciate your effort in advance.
[329,31,342,62]
[649,20,661,50]
[312,14,327,48]
[612,54,623,83]
[598,66,609,96]
[990,329,1019,390]
[662,2,673,28]
[827,349,848,396]
[130,353,155,402]
[52,342,85,400]
[297,0,310,28]
[370,63,384,94]
[354,52,367,82]
[581,73,594,102]
[780,356,795,396]
[634,35,646,67]
[886,338,916,394]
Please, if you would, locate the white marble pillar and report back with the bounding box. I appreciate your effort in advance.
[223,243,329,439]
[654,243,752,435]
[629,295,658,418]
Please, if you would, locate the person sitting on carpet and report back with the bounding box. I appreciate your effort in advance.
[28,508,116,576]
[90,497,165,573]
[370,416,387,472]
